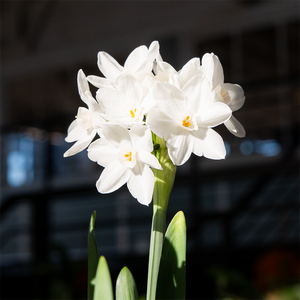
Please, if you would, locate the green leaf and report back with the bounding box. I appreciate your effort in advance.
[116,267,139,300]
[93,256,114,300]
[88,211,99,300]
[156,211,186,300]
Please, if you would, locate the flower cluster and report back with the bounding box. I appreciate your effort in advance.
[64,41,245,205]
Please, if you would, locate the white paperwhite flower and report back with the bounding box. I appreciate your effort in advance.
[87,124,162,205]
[146,76,232,166]
[63,42,247,207]
[64,70,105,157]
[96,73,151,128]
[202,53,246,137]
[87,41,159,89]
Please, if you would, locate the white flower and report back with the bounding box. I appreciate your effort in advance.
[87,41,159,89]
[87,123,162,205]
[96,73,152,128]
[64,70,105,157]
[146,76,232,166]
[202,53,246,137]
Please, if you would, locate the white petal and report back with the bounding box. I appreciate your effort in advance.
[140,74,156,91]
[97,161,130,193]
[87,75,111,88]
[87,138,118,167]
[78,76,97,110]
[77,70,100,113]
[146,107,179,141]
[202,53,224,88]
[92,111,106,129]
[148,41,160,62]
[222,83,245,112]
[63,131,95,157]
[84,92,102,112]
[100,123,132,149]
[151,82,186,119]
[192,128,226,159]
[96,87,124,118]
[197,102,232,127]
[124,41,159,76]
[77,69,89,100]
[169,73,181,89]
[142,84,159,111]
[182,75,204,111]
[124,45,148,72]
[138,150,162,170]
[76,107,92,130]
[127,162,154,206]
[155,61,177,74]
[116,73,145,103]
[197,78,217,107]
[156,51,163,62]
[167,132,193,166]
[179,57,202,88]
[65,119,85,142]
[133,59,154,76]
[224,115,246,138]
[129,125,153,153]
[97,51,124,80]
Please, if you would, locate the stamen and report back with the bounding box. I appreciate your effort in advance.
[124,102,141,121]
[124,151,132,161]
[119,148,136,167]
[182,116,191,127]
[130,109,137,118]
[180,109,197,131]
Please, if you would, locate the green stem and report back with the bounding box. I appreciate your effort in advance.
[146,178,167,300]
[146,135,176,300]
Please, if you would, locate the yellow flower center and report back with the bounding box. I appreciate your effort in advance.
[124,151,132,162]
[118,147,136,167]
[182,116,191,127]
[124,101,142,121]
[130,109,137,119]
[180,110,198,131]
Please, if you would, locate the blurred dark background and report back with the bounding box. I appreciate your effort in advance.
[1,1,299,299]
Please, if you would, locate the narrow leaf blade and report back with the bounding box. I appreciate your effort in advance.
[156,211,186,299]
[93,256,114,300]
[116,267,139,300]
[88,211,99,300]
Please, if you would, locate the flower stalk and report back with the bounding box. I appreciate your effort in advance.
[146,134,177,300]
